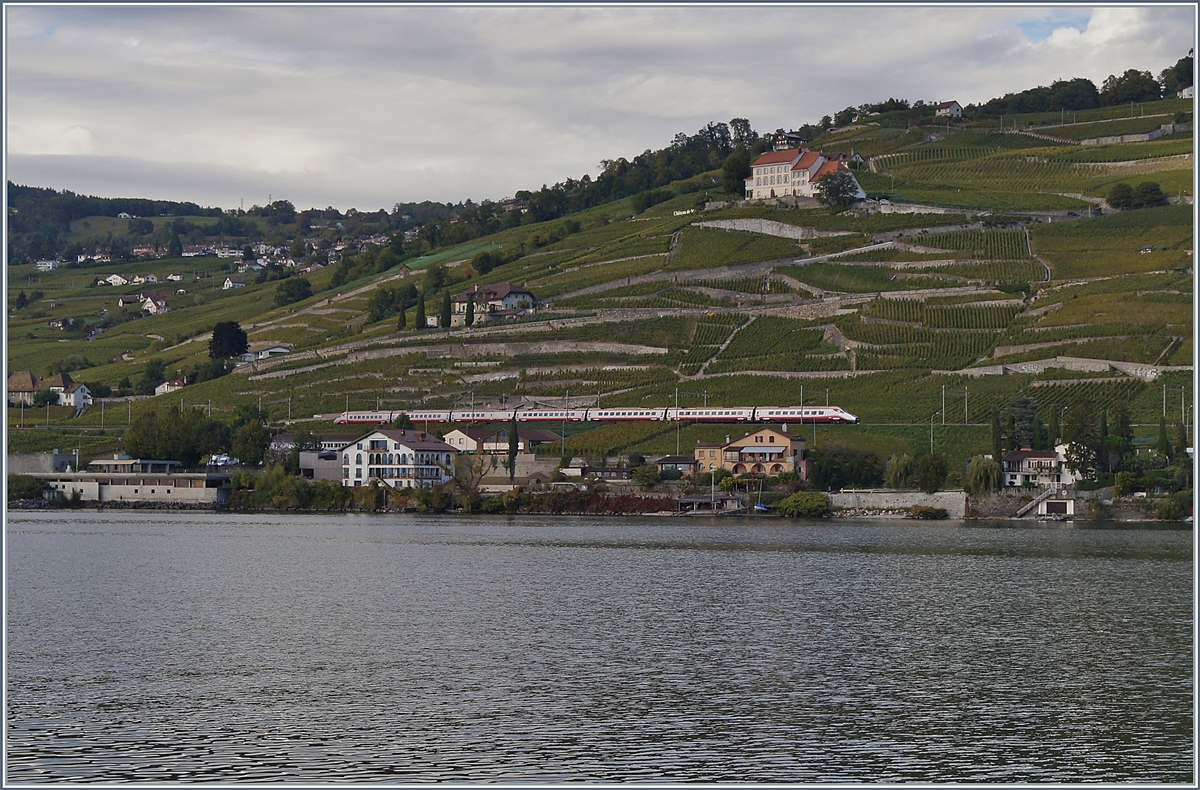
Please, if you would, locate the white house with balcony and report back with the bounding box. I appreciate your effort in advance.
[340,429,457,489]
[1001,444,1080,488]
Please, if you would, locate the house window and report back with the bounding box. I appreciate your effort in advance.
[356,453,362,464]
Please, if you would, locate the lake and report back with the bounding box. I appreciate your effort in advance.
[5,511,1193,782]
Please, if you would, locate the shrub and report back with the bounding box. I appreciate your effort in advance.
[909,505,949,519]
[8,475,50,502]
[775,491,831,518]
[274,277,313,307]
[632,464,660,488]
[914,453,948,494]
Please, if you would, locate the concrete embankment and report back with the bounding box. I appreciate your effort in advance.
[830,489,968,518]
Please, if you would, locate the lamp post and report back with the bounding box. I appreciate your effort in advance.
[930,411,940,455]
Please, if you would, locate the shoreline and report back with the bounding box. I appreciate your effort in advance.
[7,501,1186,524]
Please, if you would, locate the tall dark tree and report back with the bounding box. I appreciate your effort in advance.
[1131,181,1167,208]
[1157,416,1173,457]
[397,293,407,330]
[232,422,271,467]
[415,292,426,330]
[914,453,948,494]
[440,289,452,329]
[1101,69,1161,105]
[507,412,519,483]
[991,410,1004,461]
[721,149,751,196]
[209,321,249,360]
[1031,416,1047,451]
[465,292,475,328]
[1159,52,1194,96]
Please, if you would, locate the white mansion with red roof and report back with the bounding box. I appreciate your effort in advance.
[744,148,866,201]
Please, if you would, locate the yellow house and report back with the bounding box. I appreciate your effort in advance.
[693,428,807,479]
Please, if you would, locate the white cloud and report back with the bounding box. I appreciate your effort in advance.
[7,122,95,156]
[5,5,1195,209]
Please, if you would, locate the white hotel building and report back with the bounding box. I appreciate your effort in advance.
[341,429,457,488]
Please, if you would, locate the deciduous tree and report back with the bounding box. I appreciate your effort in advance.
[209,321,248,360]
[963,456,1002,497]
[914,453,948,494]
[816,170,860,209]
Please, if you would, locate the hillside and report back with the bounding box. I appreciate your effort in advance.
[7,98,1194,473]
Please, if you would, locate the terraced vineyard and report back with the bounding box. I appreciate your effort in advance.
[7,107,1193,467]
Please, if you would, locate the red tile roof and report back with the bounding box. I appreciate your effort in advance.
[751,148,803,166]
[812,161,848,181]
[792,151,822,170]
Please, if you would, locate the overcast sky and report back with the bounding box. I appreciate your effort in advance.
[5,4,1195,211]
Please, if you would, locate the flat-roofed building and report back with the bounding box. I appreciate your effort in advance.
[30,455,232,504]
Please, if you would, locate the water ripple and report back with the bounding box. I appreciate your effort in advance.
[6,512,1192,782]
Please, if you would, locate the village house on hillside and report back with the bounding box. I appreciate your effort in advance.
[450,283,537,327]
[934,100,963,119]
[341,429,457,489]
[442,426,561,453]
[744,148,866,201]
[155,379,186,396]
[8,371,91,408]
[6,371,41,405]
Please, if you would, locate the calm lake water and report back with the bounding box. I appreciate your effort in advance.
[5,511,1194,782]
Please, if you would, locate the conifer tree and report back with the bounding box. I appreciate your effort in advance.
[507,412,519,483]
[415,292,426,330]
[441,289,452,329]
[1157,416,1173,457]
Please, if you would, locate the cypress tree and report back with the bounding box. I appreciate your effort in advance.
[415,292,426,330]
[1006,415,1018,451]
[1031,416,1045,451]
[397,294,407,330]
[1176,420,1190,459]
[1097,411,1110,473]
[991,410,1004,460]
[466,293,475,327]
[1048,408,1061,448]
[1157,415,1172,457]
[441,289,452,329]
[507,412,519,483]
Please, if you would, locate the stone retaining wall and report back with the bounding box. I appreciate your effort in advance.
[830,489,968,518]
[695,219,857,240]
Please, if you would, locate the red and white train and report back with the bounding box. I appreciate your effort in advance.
[334,405,858,425]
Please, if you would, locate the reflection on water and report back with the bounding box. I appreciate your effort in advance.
[6,512,1193,782]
